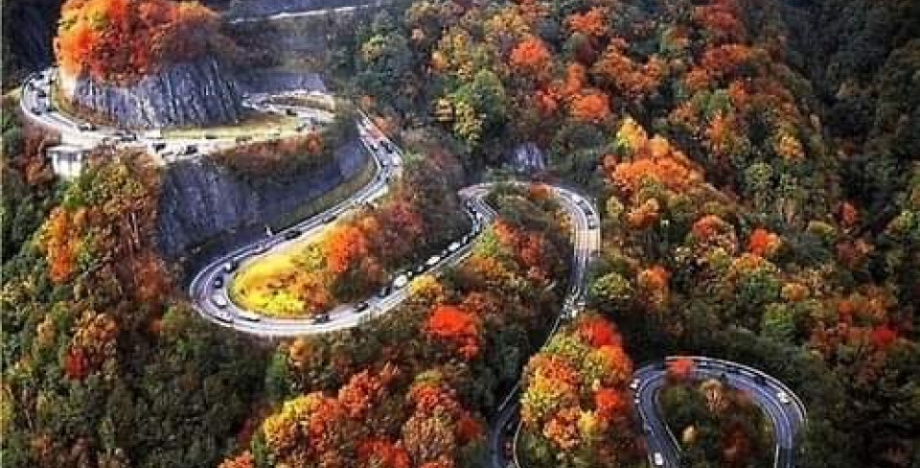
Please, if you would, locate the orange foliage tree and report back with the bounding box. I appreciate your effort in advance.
[55,0,222,83]
[509,35,552,77]
[520,315,638,465]
[566,7,608,38]
[569,90,611,123]
[324,224,370,275]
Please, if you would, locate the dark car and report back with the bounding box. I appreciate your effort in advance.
[37,90,47,98]
[285,108,298,117]
[323,214,338,224]
[381,140,394,153]
[222,260,238,273]
[354,302,370,314]
[284,229,302,240]
[204,133,217,140]
[311,313,331,324]
[212,276,224,288]
[378,285,391,297]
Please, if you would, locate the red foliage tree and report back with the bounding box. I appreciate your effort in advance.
[425,305,481,359]
[668,356,696,381]
[577,316,619,347]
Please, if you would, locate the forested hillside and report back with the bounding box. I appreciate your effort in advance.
[330,0,919,466]
[1,1,917,468]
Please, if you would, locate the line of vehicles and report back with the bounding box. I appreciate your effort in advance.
[205,199,484,326]
[377,199,483,298]
[199,118,455,327]
[575,197,599,229]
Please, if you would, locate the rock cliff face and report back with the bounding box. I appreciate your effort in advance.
[59,58,242,129]
[155,140,368,260]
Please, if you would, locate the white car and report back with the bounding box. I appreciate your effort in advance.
[210,293,228,309]
[777,391,791,405]
[393,274,409,289]
[425,255,441,267]
[653,452,664,466]
[629,379,641,391]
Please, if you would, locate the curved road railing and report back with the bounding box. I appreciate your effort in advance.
[632,356,807,468]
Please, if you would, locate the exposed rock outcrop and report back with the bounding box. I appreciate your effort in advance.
[59,57,242,129]
[156,140,368,260]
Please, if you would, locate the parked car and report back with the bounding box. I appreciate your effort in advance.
[212,276,224,288]
[284,229,302,240]
[222,260,238,273]
[78,122,97,131]
[354,302,370,314]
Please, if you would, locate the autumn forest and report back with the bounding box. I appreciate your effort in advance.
[1,0,918,468]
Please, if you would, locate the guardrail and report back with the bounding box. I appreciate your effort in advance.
[666,356,808,425]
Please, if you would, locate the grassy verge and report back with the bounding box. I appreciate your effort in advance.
[228,156,377,317]
[162,110,301,139]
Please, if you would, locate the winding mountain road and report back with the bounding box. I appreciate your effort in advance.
[21,57,804,468]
